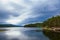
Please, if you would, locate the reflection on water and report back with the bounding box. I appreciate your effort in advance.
[0,27,60,40]
[0,27,48,40]
[43,30,60,40]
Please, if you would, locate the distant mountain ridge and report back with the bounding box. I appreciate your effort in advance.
[0,24,22,27]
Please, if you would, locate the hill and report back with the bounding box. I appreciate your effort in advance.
[0,24,21,27]
[43,16,60,28]
[24,16,60,28]
[24,23,43,27]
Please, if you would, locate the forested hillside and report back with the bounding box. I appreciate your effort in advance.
[24,23,43,27]
[24,16,60,27]
[43,16,60,27]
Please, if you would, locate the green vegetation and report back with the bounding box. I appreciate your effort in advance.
[43,16,60,28]
[24,23,43,27]
[24,16,60,28]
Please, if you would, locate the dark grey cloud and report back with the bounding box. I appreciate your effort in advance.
[18,0,60,25]
[0,0,60,25]
[0,9,10,23]
[0,10,9,19]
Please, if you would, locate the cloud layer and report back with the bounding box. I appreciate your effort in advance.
[0,0,60,25]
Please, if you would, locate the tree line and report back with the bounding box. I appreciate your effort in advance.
[24,16,60,28]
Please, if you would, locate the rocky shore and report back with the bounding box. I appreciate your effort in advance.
[43,27,60,32]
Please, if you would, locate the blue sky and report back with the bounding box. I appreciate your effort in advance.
[0,0,60,25]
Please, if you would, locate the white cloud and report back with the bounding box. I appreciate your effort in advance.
[0,0,60,25]
[6,10,41,24]
[6,12,30,24]
[0,0,42,24]
[1,0,9,4]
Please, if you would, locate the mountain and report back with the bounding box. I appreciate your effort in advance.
[0,24,22,27]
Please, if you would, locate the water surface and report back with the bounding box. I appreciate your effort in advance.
[0,27,60,40]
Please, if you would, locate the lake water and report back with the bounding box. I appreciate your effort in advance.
[0,27,60,40]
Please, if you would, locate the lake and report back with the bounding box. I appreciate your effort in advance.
[0,27,60,40]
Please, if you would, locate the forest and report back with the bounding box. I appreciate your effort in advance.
[24,16,60,28]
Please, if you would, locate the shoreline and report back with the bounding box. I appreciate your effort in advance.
[43,27,60,32]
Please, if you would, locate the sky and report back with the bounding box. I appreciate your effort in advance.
[0,0,60,25]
